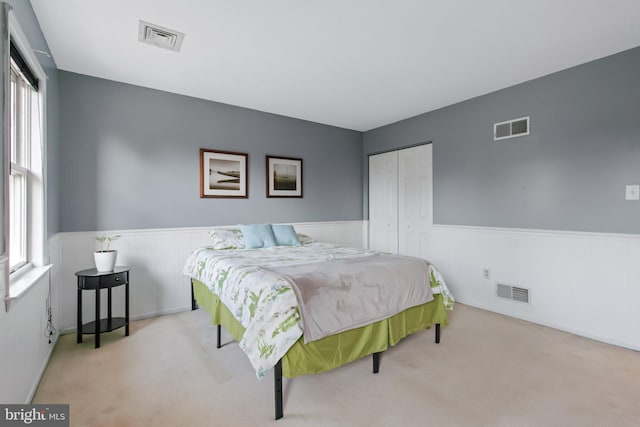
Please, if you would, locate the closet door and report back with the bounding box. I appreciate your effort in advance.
[398,144,432,258]
[368,151,398,253]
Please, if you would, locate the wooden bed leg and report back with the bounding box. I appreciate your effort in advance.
[435,323,441,344]
[191,279,198,311]
[274,360,283,420]
[372,352,380,374]
[216,324,221,349]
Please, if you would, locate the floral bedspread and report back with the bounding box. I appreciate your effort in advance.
[183,242,454,378]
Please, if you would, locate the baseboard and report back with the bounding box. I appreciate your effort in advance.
[26,333,59,404]
[457,298,640,353]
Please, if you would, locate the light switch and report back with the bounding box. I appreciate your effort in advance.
[625,185,640,201]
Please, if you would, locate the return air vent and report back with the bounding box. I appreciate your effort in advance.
[494,116,530,140]
[496,283,530,304]
[138,20,185,52]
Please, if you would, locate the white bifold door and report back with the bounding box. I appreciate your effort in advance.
[369,144,432,258]
[368,150,398,254]
[398,144,432,257]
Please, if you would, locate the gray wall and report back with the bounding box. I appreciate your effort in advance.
[58,71,363,232]
[45,68,59,235]
[363,46,640,234]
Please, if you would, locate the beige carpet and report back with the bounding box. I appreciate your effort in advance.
[33,304,640,426]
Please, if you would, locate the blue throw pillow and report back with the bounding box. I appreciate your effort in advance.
[239,224,277,249]
[272,224,301,246]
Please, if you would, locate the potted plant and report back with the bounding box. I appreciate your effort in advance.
[94,234,121,272]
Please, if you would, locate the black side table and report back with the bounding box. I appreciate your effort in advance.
[76,266,130,348]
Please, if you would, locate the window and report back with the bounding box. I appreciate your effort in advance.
[10,63,32,271]
[8,42,41,274]
[2,7,49,310]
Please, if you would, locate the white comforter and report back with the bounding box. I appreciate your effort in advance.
[183,242,454,378]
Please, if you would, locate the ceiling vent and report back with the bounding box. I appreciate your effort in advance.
[138,20,185,52]
[494,116,530,140]
[496,283,530,304]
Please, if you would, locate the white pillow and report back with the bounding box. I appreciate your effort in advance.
[296,233,315,245]
[208,228,244,250]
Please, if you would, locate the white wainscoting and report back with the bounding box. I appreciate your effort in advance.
[0,271,56,403]
[50,221,365,332]
[50,220,640,351]
[419,224,640,351]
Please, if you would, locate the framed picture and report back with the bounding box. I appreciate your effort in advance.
[266,156,303,198]
[200,149,248,198]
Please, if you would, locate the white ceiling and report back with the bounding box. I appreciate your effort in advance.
[31,0,640,131]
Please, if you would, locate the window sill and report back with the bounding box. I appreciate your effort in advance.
[5,264,52,312]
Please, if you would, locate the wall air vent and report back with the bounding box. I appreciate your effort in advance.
[138,20,185,52]
[494,116,530,140]
[496,283,530,304]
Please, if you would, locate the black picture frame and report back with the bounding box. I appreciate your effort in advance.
[266,156,303,198]
[200,149,248,198]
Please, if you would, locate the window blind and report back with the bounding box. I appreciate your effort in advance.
[9,39,38,91]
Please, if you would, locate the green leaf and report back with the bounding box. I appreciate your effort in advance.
[272,310,299,338]
[248,289,264,319]
[258,338,275,359]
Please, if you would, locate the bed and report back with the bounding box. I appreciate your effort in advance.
[183,225,454,420]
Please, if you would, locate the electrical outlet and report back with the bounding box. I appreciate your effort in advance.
[625,185,639,201]
[482,268,490,280]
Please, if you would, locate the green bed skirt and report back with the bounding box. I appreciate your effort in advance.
[192,279,448,378]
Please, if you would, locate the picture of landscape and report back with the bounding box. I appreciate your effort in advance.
[200,149,248,198]
[273,164,297,190]
[209,158,241,190]
[266,156,302,198]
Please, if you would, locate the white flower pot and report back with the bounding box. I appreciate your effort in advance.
[94,250,118,272]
